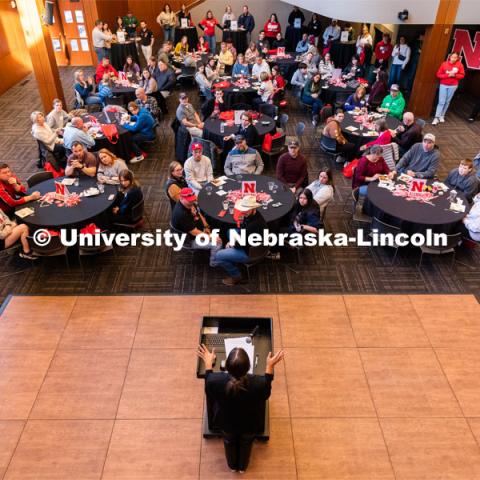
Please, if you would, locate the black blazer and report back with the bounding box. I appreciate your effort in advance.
[237,124,260,147]
[342,63,365,79]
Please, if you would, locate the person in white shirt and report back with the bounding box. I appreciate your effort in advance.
[305,169,334,215]
[251,56,271,80]
[291,63,309,96]
[222,5,236,28]
[322,19,340,47]
[184,143,213,193]
[46,98,71,132]
[389,36,411,87]
[356,25,373,56]
[92,19,112,62]
[31,111,66,161]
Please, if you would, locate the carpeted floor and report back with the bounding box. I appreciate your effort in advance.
[0,66,479,300]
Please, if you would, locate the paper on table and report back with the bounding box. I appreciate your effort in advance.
[211,178,226,186]
[345,126,358,132]
[224,337,254,374]
[216,189,227,196]
[61,178,76,185]
[15,207,34,218]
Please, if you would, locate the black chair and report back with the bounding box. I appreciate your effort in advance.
[36,140,49,169]
[261,132,286,169]
[78,232,115,274]
[27,235,69,268]
[416,118,426,129]
[350,188,372,224]
[27,171,53,188]
[259,103,278,120]
[277,113,289,132]
[169,222,194,250]
[418,232,462,269]
[334,91,352,109]
[232,103,251,111]
[113,198,152,230]
[244,245,270,281]
[320,135,339,161]
[105,96,125,107]
[370,216,402,270]
[177,66,197,86]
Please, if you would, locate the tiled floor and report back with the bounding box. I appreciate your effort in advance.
[1,294,480,479]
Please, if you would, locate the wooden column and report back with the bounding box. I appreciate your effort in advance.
[83,0,101,65]
[16,0,65,110]
[408,0,460,118]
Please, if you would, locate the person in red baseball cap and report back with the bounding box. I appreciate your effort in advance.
[184,142,214,193]
[171,187,222,265]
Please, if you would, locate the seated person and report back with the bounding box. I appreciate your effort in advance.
[153,59,176,101]
[157,41,174,67]
[135,87,159,118]
[224,135,264,175]
[256,30,270,54]
[302,51,318,76]
[344,86,367,111]
[226,38,237,60]
[74,69,102,107]
[390,111,423,155]
[296,33,310,54]
[184,143,214,193]
[0,163,40,217]
[276,139,308,193]
[196,35,210,54]
[206,58,221,82]
[286,189,322,235]
[342,55,364,79]
[123,102,156,164]
[460,192,480,241]
[201,88,228,119]
[245,42,260,64]
[223,112,260,147]
[139,68,158,95]
[218,42,234,73]
[392,133,440,179]
[251,56,271,80]
[31,111,66,166]
[171,187,221,264]
[176,92,204,138]
[110,169,143,224]
[301,72,323,125]
[63,117,95,151]
[123,55,141,80]
[359,118,392,153]
[366,70,388,109]
[291,63,309,96]
[322,109,356,163]
[195,64,213,100]
[232,54,249,77]
[95,56,118,84]
[353,144,392,196]
[174,35,189,56]
[97,148,128,184]
[318,52,335,77]
[305,169,335,215]
[65,142,97,177]
[0,208,37,260]
[97,73,114,105]
[378,84,405,120]
[215,195,267,285]
[271,65,286,95]
[165,161,188,208]
[253,71,275,109]
[46,98,71,132]
[272,32,286,50]
[445,159,479,203]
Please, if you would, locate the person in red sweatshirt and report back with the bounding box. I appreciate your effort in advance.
[432,51,465,125]
[95,57,119,84]
[263,13,281,39]
[374,33,393,70]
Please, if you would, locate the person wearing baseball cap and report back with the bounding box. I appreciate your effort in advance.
[171,187,222,265]
[214,195,267,286]
[184,142,214,193]
[176,92,204,138]
[224,135,263,176]
[391,133,440,179]
[377,83,405,120]
[276,139,308,193]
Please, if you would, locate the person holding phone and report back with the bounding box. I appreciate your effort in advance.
[389,36,410,87]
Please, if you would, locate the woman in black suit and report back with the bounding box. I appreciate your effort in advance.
[197,344,284,473]
[110,169,143,224]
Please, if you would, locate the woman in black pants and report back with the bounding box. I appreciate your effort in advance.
[197,345,284,473]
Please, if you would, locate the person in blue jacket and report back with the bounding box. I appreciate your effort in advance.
[232,53,250,76]
[295,33,309,54]
[124,102,156,163]
[110,169,143,224]
[344,86,367,111]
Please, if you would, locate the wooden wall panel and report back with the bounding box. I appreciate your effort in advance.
[96,0,129,32]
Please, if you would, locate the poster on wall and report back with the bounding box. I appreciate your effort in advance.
[64,10,73,24]
[451,29,480,69]
[80,39,89,51]
[52,38,61,52]
[78,25,87,38]
[70,39,79,52]
[75,10,84,23]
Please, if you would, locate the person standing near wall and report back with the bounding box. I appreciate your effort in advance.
[157,4,177,43]
[238,5,255,44]
[389,36,410,87]
[137,21,154,63]
[199,10,223,54]
[92,20,112,62]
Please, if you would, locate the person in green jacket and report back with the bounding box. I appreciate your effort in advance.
[123,11,138,38]
[378,84,405,120]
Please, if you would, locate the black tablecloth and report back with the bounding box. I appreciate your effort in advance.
[285,25,305,52]
[82,112,132,161]
[267,54,299,81]
[341,113,400,148]
[222,29,247,54]
[365,181,470,234]
[203,114,276,147]
[111,86,137,104]
[321,84,356,105]
[216,77,259,108]
[329,41,356,69]
[15,177,118,229]
[198,174,295,226]
[174,27,199,50]
[110,42,140,72]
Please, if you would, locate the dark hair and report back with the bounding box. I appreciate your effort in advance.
[225,348,250,395]
[71,141,83,149]
[95,19,103,26]
[0,163,9,170]
[298,188,316,210]
[335,108,344,115]
[128,101,139,111]
[319,167,334,189]
[270,13,278,22]
[119,168,140,188]
[298,62,307,69]
[377,70,388,86]
[123,55,136,72]
[163,3,172,13]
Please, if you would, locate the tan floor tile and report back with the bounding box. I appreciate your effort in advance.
[286,348,375,417]
[269,362,290,418]
[134,296,209,348]
[360,348,461,417]
[381,418,480,480]
[436,349,480,417]
[200,418,296,479]
[0,350,54,420]
[0,421,24,479]
[117,349,204,419]
[345,295,429,347]
[4,420,112,480]
[278,295,356,347]
[467,418,480,445]
[292,418,394,480]
[409,295,480,347]
[1,296,77,320]
[102,419,200,480]
[30,350,130,419]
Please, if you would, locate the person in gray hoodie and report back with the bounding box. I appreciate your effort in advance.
[445,158,479,202]
[224,135,264,176]
[393,133,440,179]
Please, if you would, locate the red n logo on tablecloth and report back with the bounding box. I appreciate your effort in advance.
[409,178,427,193]
[242,181,256,194]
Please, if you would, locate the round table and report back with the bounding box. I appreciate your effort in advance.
[110,42,140,72]
[198,174,296,226]
[285,25,305,52]
[215,77,259,108]
[82,111,132,161]
[111,85,137,104]
[341,113,401,148]
[222,29,247,54]
[365,181,470,234]
[329,41,356,69]
[267,54,299,81]
[203,113,276,148]
[321,84,356,105]
[174,27,199,50]
[15,177,118,229]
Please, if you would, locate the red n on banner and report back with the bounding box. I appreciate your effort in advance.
[242,181,257,194]
[452,29,480,70]
[409,178,427,193]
